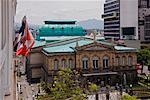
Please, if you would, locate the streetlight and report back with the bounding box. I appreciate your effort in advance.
[129,84,133,96]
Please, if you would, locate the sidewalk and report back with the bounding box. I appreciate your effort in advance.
[4,65,17,100]
[17,75,38,100]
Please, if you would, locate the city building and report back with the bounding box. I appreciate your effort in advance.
[26,21,138,86]
[0,0,17,100]
[26,21,87,82]
[102,0,139,40]
[138,0,150,47]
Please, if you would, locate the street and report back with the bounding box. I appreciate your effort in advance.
[17,75,38,100]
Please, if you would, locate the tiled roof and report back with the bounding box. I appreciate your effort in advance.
[32,37,137,53]
[40,36,105,42]
[43,39,93,53]
[33,36,105,48]
[33,40,46,48]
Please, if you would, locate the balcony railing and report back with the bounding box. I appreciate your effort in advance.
[112,65,137,71]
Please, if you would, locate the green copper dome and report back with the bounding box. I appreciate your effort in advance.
[37,21,86,40]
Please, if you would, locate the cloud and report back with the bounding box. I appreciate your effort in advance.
[18,0,102,1]
[16,0,105,24]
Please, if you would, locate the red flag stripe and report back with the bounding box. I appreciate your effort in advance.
[16,17,35,56]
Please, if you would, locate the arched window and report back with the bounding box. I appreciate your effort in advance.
[103,56,109,68]
[54,59,59,70]
[122,56,126,66]
[62,59,66,68]
[128,56,133,66]
[116,56,120,66]
[93,56,99,69]
[69,58,73,68]
[82,56,88,69]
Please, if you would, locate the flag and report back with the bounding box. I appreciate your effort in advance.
[15,16,35,56]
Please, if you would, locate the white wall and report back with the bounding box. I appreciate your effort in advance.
[120,0,138,39]
[0,0,16,100]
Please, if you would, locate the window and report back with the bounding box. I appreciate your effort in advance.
[140,0,148,8]
[128,56,133,66]
[116,56,120,66]
[122,56,126,66]
[145,16,150,37]
[103,56,109,68]
[69,59,73,68]
[93,56,99,69]
[62,59,66,68]
[82,56,88,69]
[54,59,59,70]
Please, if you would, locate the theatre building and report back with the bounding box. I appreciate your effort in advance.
[27,21,138,86]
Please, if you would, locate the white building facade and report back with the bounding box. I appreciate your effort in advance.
[0,0,17,100]
[120,0,138,40]
[102,0,139,40]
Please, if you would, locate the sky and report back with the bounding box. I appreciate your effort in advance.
[15,0,105,25]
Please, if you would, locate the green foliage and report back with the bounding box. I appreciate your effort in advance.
[137,48,150,65]
[37,68,98,100]
[88,82,99,93]
[121,94,136,100]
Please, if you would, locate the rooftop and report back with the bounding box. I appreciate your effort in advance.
[33,36,105,48]
[37,24,86,40]
[43,38,94,53]
[35,37,138,54]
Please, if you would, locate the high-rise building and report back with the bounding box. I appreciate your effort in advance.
[0,0,17,100]
[102,0,139,40]
[138,0,150,42]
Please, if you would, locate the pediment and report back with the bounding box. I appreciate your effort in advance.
[76,42,113,51]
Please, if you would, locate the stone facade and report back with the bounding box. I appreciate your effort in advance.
[27,40,137,86]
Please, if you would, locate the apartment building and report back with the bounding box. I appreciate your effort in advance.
[102,0,139,40]
[0,0,17,100]
[139,0,150,42]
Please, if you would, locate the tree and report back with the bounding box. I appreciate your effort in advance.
[37,68,98,100]
[137,48,150,65]
[121,94,136,100]
[137,48,150,73]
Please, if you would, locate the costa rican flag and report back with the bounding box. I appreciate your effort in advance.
[15,16,35,56]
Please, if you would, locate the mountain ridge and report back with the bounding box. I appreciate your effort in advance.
[77,19,104,30]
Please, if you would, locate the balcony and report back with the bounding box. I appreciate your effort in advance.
[112,65,137,71]
[81,68,101,74]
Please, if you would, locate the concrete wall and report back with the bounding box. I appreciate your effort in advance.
[30,53,44,64]
[120,0,139,40]
[0,0,17,100]
[124,40,141,49]
[32,68,42,78]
